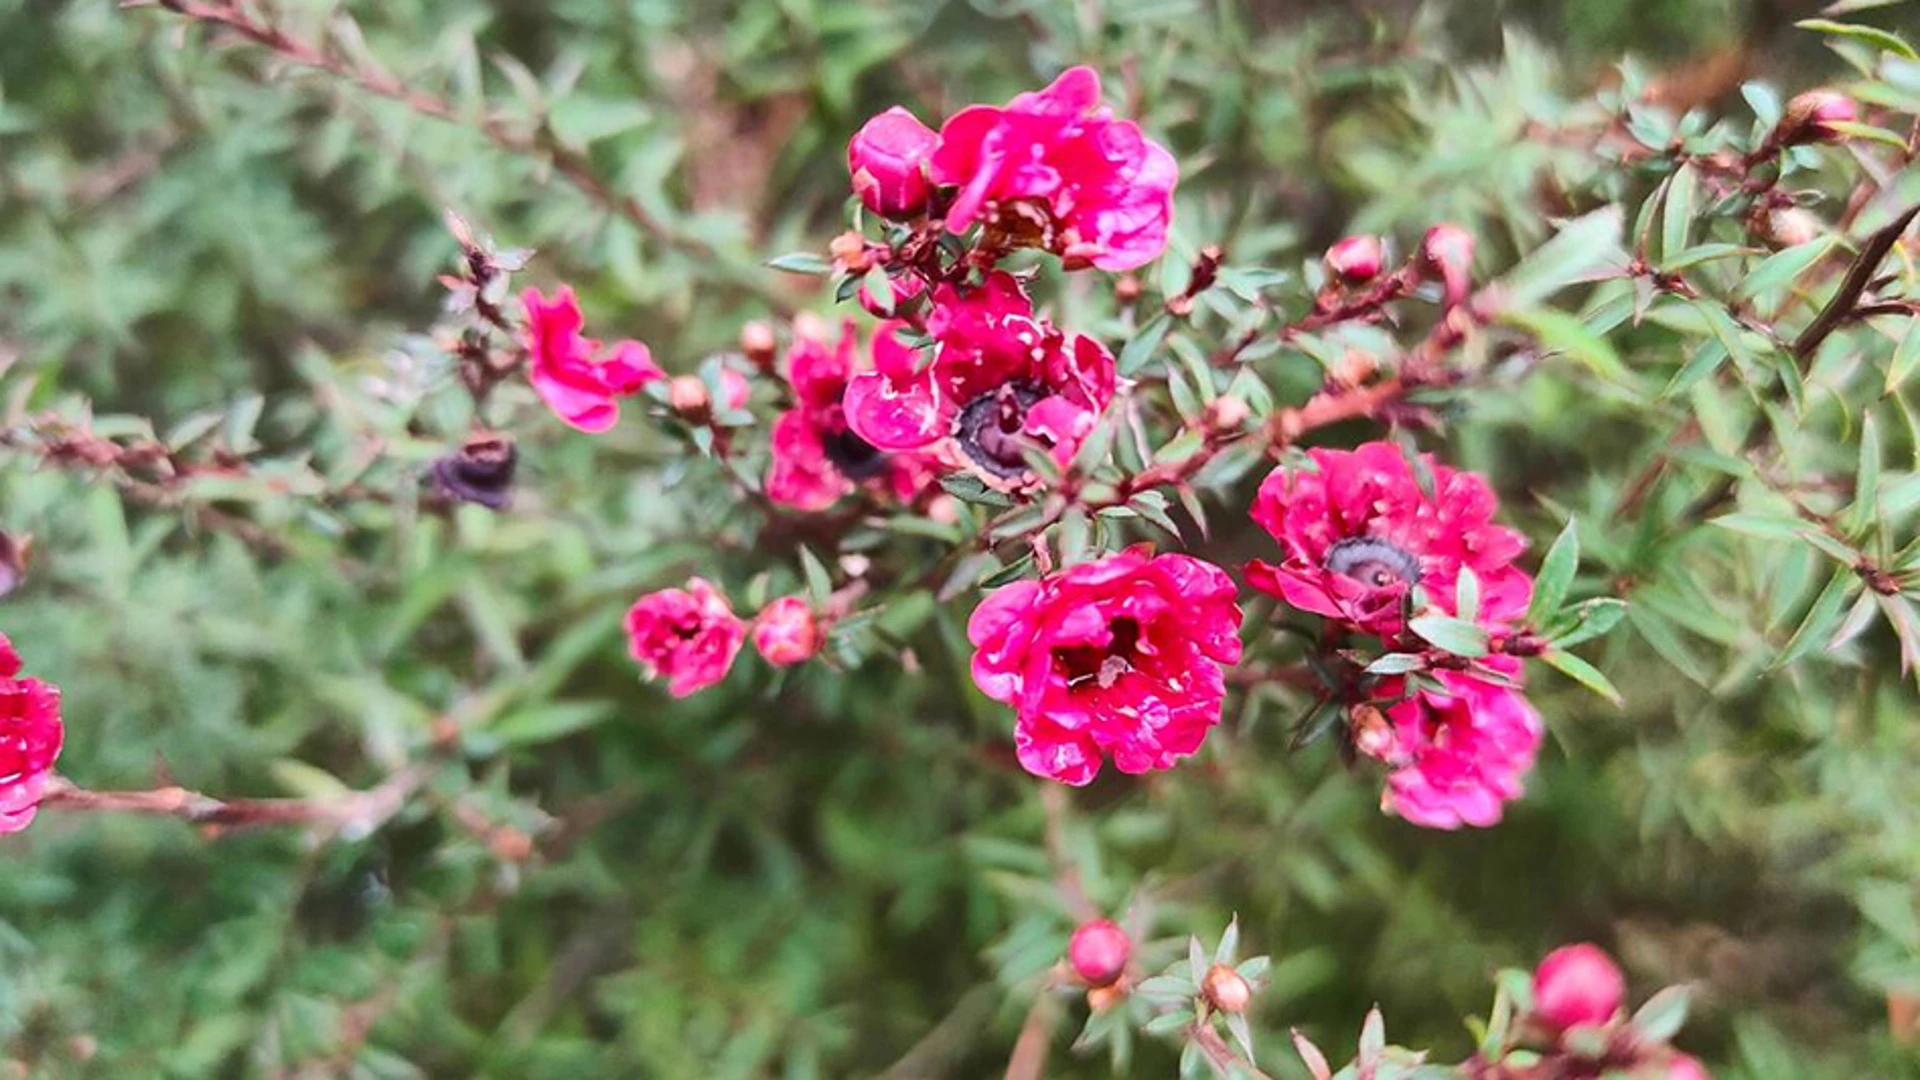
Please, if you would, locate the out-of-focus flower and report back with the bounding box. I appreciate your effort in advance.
[1417,224,1475,310]
[967,547,1243,785]
[929,66,1177,271]
[1325,235,1386,285]
[843,272,1116,483]
[1375,672,1542,830]
[0,532,29,599]
[1531,942,1627,1031]
[1666,1054,1712,1080]
[857,271,928,320]
[740,321,779,373]
[429,432,517,510]
[848,106,939,220]
[0,631,63,834]
[767,319,940,511]
[1781,89,1858,145]
[625,578,747,698]
[522,286,664,433]
[1246,441,1531,636]
[1068,919,1131,987]
[752,597,821,667]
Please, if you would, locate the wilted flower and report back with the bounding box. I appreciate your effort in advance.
[429,432,517,510]
[767,319,939,511]
[0,632,63,835]
[1246,441,1531,636]
[1324,234,1386,285]
[848,106,940,219]
[843,271,1116,483]
[930,66,1177,271]
[1068,919,1131,987]
[752,596,821,667]
[1531,942,1627,1031]
[967,547,1243,785]
[522,286,665,433]
[1376,672,1543,830]
[625,578,747,698]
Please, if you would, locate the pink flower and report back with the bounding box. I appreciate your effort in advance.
[1418,225,1476,311]
[752,597,821,667]
[1246,441,1530,637]
[766,319,940,511]
[930,66,1177,271]
[1068,919,1131,987]
[848,106,939,219]
[843,272,1117,482]
[1783,89,1857,144]
[523,286,665,433]
[625,578,747,697]
[0,632,63,835]
[1667,1054,1711,1080]
[967,547,1243,785]
[1531,943,1627,1031]
[1376,672,1542,829]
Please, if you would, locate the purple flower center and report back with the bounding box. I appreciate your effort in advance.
[1054,616,1142,692]
[1324,536,1422,589]
[821,424,889,481]
[956,381,1045,478]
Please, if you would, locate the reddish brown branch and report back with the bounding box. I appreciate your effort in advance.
[38,766,426,835]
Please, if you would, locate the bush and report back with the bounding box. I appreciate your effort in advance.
[3,1,1920,1078]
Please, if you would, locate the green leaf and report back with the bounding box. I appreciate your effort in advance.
[1502,307,1636,389]
[938,473,1015,508]
[1540,649,1624,705]
[1886,317,1920,393]
[1847,412,1883,534]
[1733,235,1839,306]
[1796,18,1918,59]
[1366,653,1427,675]
[1529,519,1580,626]
[1119,313,1172,376]
[1631,985,1692,1042]
[492,701,614,747]
[1775,566,1859,668]
[1661,164,1697,262]
[1499,206,1625,309]
[1408,614,1490,657]
[799,545,834,607]
[1456,565,1482,624]
[766,252,831,275]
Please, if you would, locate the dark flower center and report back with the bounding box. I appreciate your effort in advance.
[1323,536,1423,589]
[821,424,890,481]
[1055,616,1143,692]
[956,381,1045,478]
[429,434,517,510]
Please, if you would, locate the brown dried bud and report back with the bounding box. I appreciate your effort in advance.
[1087,984,1127,1011]
[1350,703,1395,761]
[1202,962,1253,1014]
[429,432,517,510]
[739,320,778,372]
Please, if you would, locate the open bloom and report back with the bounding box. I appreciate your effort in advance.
[1246,441,1530,636]
[523,286,665,433]
[843,272,1116,482]
[766,319,939,511]
[1531,943,1627,1031]
[1371,672,1542,829]
[930,66,1177,271]
[751,597,821,667]
[625,579,747,697]
[968,547,1242,785]
[848,106,939,219]
[0,632,63,834]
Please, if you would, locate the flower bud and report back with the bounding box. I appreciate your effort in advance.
[1205,394,1250,432]
[1758,206,1823,249]
[668,375,711,420]
[848,106,939,219]
[1667,1054,1711,1080]
[1068,919,1131,988]
[1202,962,1253,1014]
[858,271,927,319]
[1781,89,1857,145]
[1532,943,1626,1031]
[830,230,876,274]
[752,596,822,667]
[1324,234,1386,286]
[739,320,778,373]
[1350,703,1395,760]
[429,432,517,510]
[1418,224,1475,311]
[1115,274,1143,304]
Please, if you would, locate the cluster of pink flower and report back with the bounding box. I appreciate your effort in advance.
[624,579,823,698]
[0,631,63,835]
[1529,943,1711,1079]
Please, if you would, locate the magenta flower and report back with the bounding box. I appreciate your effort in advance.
[766,319,940,511]
[843,271,1116,482]
[1374,672,1542,829]
[0,632,63,835]
[1246,441,1531,637]
[625,578,747,697]
[751,596,821,667]
[929,66,1177,271]
[1531,943,1627,1031]
[522,286,665,433]
[848,106,939,220]
[968,547,1243,785]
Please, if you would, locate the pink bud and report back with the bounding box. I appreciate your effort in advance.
[1667,1054,1711,1080]
[1418,224,1475,311]
[1782,89,1858,145]
[1324,235,1385,285]
[858,271,928,319]
[1532,943,1626,1031]
[848,107,939,220]
[1068,919,1131,988]
[751,597,821,667]
[1202,962,1253,1014]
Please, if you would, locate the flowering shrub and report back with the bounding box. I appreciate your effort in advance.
[4,1,1920,1077]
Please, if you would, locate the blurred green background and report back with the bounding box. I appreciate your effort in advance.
[4,0,1920,1077]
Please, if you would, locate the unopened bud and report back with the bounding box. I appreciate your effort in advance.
[847,106,938,220]
[830,231,875,273]
[1531,943,1625,1031]
[1418,224,1476,311]
[739,320,778,372]
[1667,1054,1712,1080]
[1758,206,1823,249]
[1068,919,1132,987]
[668,375,711,420]
[1115,274,1143,303]
[489,827,535,863]
[752,596,821,667]
[1351,703,1395,761]
[1780,89,1858,146]
[1324,234,1386,286]
[1205,395,1250,432]
[1203,963,1253,1014]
